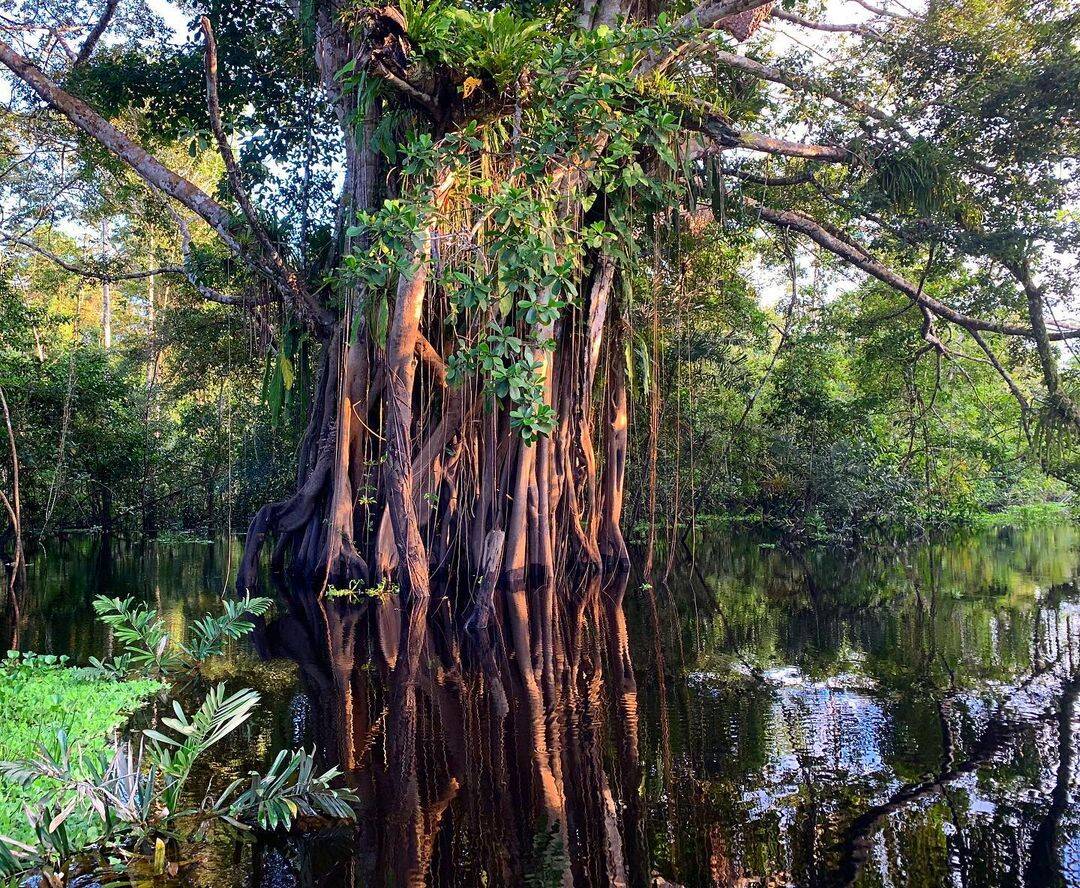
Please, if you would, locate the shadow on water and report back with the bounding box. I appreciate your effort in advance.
[9,522,1080,887]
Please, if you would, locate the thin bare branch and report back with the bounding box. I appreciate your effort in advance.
[709,49,913,138]
[720,165,814,186]
[848,0,909,18]
[199,17,322,323]
[966,327,1031,417]
[0,231,184,281]
[169,208,273,307]
[771,9,885,40]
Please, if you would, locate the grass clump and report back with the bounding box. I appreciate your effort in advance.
[0,652,162,844]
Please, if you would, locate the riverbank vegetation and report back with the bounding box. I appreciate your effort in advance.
[3,221,1069,550]
[0,598,356,884]
[0,653,161,846]
[1,0,1077,560]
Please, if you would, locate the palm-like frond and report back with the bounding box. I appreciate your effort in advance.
[210,749,359,831]
[142,685,261,814]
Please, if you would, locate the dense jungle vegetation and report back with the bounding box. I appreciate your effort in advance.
[3,0,1080,881]
[2,0,1075,553]
[1,200,1069,549]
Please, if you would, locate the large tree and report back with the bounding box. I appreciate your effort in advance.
[3,0,1080,881]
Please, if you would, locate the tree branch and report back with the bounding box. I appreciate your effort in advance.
[199,17,323,323]
[1005,257,1080,427]
[0,39,240,251]
[0,230,184,282]
[848,0,910,18]
[709,48,913,138]
[73,0,119,68]
[744,198,1080,341]
[635,0,775,76]
[169,208,273,307]
[698,114,852,162]
[371,62,440,117]
[965,327,1031,420]
[673,0,777,35]
[770,8,885,40]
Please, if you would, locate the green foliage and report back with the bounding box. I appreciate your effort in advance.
[0,683,357,880]
[397,0,546,87]
[0,596,355,881]
[339,20,683,444]
[0,655,162,850]
[209,748,356,830]
[326,576,399,602]
[89,594,273,678]
[140,684,263,816]
[867,139,964,218]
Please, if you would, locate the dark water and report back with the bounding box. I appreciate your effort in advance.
[9,521,1080,888]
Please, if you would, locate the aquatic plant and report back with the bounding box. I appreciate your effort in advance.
[0,653,162,847]
[89,594,273,678]
[0,684,357,880]
[0,598,357,883]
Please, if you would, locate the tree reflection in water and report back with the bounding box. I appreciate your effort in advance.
[253,570,646,887]
[12,525,1080,887]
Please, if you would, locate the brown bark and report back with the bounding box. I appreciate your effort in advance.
[382,236,435,887]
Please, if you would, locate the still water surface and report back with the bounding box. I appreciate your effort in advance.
[12,522,1080,888]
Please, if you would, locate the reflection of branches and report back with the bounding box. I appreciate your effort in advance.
[685,550,764,682]
[775,699,823,886]
[829,634,1079,888]
[1025,647,1080,886]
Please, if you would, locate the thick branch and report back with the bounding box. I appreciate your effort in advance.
[0,39,240,253]
[1005,257,1080,427]
[635,0,775,75]
[371,62,440,117]
[745,198,1080,341]
[699,115,851,162]
[674,0,776,32]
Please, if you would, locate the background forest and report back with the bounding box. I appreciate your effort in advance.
[2,0,1079,562]
[0,182,1067,548]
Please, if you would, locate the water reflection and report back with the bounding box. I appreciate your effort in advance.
[250,565,649,885]
[639,523,1080,887]
[9,523,1080,887]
